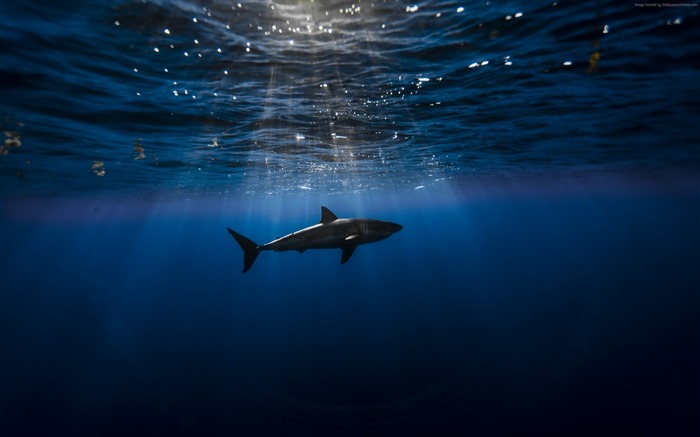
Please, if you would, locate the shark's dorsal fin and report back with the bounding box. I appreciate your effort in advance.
[340,244,357,264]
[320,206,338,224]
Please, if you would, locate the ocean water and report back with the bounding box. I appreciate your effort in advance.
[1,1,699,436]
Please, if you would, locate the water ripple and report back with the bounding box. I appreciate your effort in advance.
[0,0,698,195]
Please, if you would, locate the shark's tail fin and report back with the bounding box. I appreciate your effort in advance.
[227,228,260,273]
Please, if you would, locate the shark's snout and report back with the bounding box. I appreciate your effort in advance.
[388,222,403,233]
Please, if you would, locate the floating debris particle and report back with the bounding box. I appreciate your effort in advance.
[588,51,600,74]
[2,130,21,155]
[4,131,21,147]
[207,137,219,148]
[133,139,145,160]
[91,161,106,177]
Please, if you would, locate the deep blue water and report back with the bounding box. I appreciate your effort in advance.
[1,1,699,436]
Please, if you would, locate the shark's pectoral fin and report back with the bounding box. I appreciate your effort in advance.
[340,244,357,264]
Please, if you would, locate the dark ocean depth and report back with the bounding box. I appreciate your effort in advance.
[1,1,699,436]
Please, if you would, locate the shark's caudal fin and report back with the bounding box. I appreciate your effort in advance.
[227,228,260,273]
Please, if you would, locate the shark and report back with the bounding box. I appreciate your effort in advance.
[227,206,403,273]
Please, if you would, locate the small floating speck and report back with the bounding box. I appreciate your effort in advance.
[4,131,21,150]
[133,139,145,160]
[563,61,572,66]
[164,28,170,34]
[415,185,425,190]
[457,7,464,13]
[91,161,105,177]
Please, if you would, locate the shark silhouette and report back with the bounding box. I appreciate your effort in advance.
[227,206,403,273]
